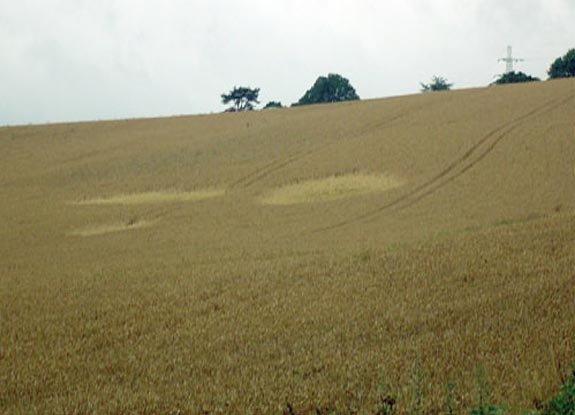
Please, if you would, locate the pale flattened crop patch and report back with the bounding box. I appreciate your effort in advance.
[260,173,404,205]
[73,189,225,206]
[69,219,152,237]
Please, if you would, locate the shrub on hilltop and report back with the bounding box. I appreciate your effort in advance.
[263,101,284,110]
[420,75,453,92]
[294,73,360,106]
[492,71,540,85]
[548,48,575,79]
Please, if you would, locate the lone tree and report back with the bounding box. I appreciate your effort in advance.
[420,76,453,92]
[221,86,260,112]
[294,73,359,106]
[492,71,540,85]
[548,48,575,79]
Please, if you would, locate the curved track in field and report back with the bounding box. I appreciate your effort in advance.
[227,99,441,191]
[312,94,574,233]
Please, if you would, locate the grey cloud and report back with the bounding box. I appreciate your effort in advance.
[1,0,573,125]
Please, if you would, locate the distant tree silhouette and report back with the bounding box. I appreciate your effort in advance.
[263,101,283,110]
[548,48,575,79]
[221,87,260,112]
[420,76,453,92]
[492,71,540,85]
[294,73,359,106]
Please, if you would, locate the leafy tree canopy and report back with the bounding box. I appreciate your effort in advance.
[221,86,260,112]
[492,71,540,85]
[420,76,453,92]
[294,73,359,106]
[263,101,283,110]
[548,48,575,79]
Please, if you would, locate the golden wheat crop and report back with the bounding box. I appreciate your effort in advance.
[0,79,574,415]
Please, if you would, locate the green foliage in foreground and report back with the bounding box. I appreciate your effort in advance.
[457,365,574,415]
[529,369,575,415]
[470,406,508,415]
[282,363,575,415]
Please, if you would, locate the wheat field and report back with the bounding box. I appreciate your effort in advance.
[1,79,574,414]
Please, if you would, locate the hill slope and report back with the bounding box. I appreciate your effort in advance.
[1,79,574,414]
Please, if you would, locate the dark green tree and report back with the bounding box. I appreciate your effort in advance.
[492,71,540,85]
[420,76,453,92]
[548,48,575,79]
[263,101,283,110]
[294,73,359,106]
[221,86,260,112]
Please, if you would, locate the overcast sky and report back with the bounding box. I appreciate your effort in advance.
[1,0,573,125]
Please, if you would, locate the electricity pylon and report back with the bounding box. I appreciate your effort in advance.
[498,45,523,73]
